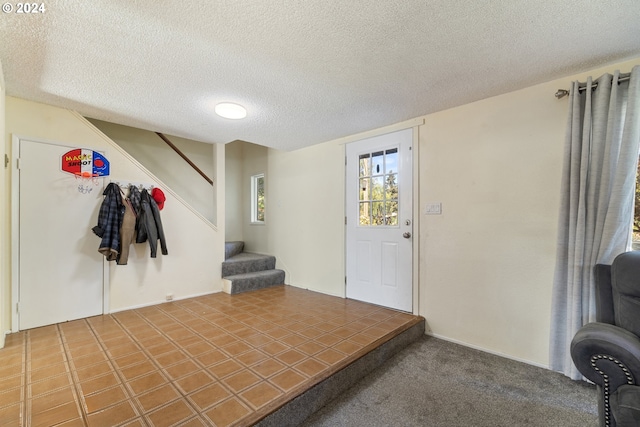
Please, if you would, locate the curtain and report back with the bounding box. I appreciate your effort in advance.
[550,65,640,379]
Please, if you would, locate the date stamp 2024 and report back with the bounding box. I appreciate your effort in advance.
[2,3,46,14]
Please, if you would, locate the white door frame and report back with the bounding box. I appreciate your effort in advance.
[343,125,420,315]
[11,135,110,332]
[411,127,420,315]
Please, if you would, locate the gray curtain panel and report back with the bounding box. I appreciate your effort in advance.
[550,66,640,379]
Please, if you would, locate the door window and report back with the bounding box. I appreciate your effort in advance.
[358,148,399,226]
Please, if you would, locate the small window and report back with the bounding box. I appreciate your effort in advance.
[251,174,265,224]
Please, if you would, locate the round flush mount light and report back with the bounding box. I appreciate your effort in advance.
[214,102,247,119]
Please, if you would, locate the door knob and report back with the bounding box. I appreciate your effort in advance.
[403,232,411,239]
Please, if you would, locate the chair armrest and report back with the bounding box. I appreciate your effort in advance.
[595,264,614,324]
[571,322,640,391]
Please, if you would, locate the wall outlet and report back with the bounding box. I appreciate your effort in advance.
[166,293,174,301]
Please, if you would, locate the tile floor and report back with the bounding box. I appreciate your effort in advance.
[0,285,420,427]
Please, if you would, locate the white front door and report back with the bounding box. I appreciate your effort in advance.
[16,138,105,330]
[346,128,413,312]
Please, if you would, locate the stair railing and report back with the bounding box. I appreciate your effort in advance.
[155,132,214,186]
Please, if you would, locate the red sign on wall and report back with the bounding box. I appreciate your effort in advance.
[61,149,110,177]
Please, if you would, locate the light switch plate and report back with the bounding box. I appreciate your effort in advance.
[425,202,442,215]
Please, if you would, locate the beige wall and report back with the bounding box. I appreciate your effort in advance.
[87,119,216,224]
[418,78,567,365]
[225,141,244,242]
[224,140,269,252]
[214,142,225,247]
[241,142,268,254]
[5,97,225,325]
[223,140,270,252]
[267,140,346,296]
[0,60,6,346]
[266,56,640,367]
[420,57,640,366]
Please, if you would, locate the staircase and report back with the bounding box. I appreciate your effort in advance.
[222,242,286,294]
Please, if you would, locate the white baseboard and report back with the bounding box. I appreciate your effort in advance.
[426,332,549,370]
[290,283,345,298]
[221,279,232,294]
[108,290,221,314]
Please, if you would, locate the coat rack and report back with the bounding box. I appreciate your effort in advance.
[110,180,154,192]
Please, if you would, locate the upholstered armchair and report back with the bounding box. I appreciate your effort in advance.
[571,251,640,427]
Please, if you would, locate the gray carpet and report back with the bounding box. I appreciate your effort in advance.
[301,336,598,427]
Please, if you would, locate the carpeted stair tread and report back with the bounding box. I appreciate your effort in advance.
[225,241,245,260]
[224,269,285,280]
[224,269,285,294]
[222,252,276,276]
[221,246,285,295]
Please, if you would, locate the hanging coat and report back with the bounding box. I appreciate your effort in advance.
[117,199,136,265]
[128,185,142,217]
[118,184,141,265]
[92,182,124,261]
[136,189,168,257]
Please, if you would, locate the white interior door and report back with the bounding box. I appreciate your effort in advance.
[346,128,413,312]
[17,138,105,330]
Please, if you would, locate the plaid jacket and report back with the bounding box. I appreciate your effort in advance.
[128,185,142,216]
[92,183,124,261]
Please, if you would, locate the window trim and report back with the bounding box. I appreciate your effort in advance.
[251,173,265,225]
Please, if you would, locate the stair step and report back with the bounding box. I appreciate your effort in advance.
[222,270,285,295]
[222,252,276,276]
[225,241,245,260]
[255,317,425,426]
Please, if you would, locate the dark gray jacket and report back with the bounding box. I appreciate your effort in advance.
[136,189,168,257]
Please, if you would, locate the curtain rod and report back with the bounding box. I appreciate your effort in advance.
[555,74,631,99]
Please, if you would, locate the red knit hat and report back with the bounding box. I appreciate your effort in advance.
[151,187,166,210]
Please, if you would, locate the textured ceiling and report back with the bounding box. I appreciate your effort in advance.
[1,1,640,151]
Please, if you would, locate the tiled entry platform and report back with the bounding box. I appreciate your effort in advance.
[0,285,424,426]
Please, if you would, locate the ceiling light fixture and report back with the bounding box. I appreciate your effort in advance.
[214,102,247,119]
